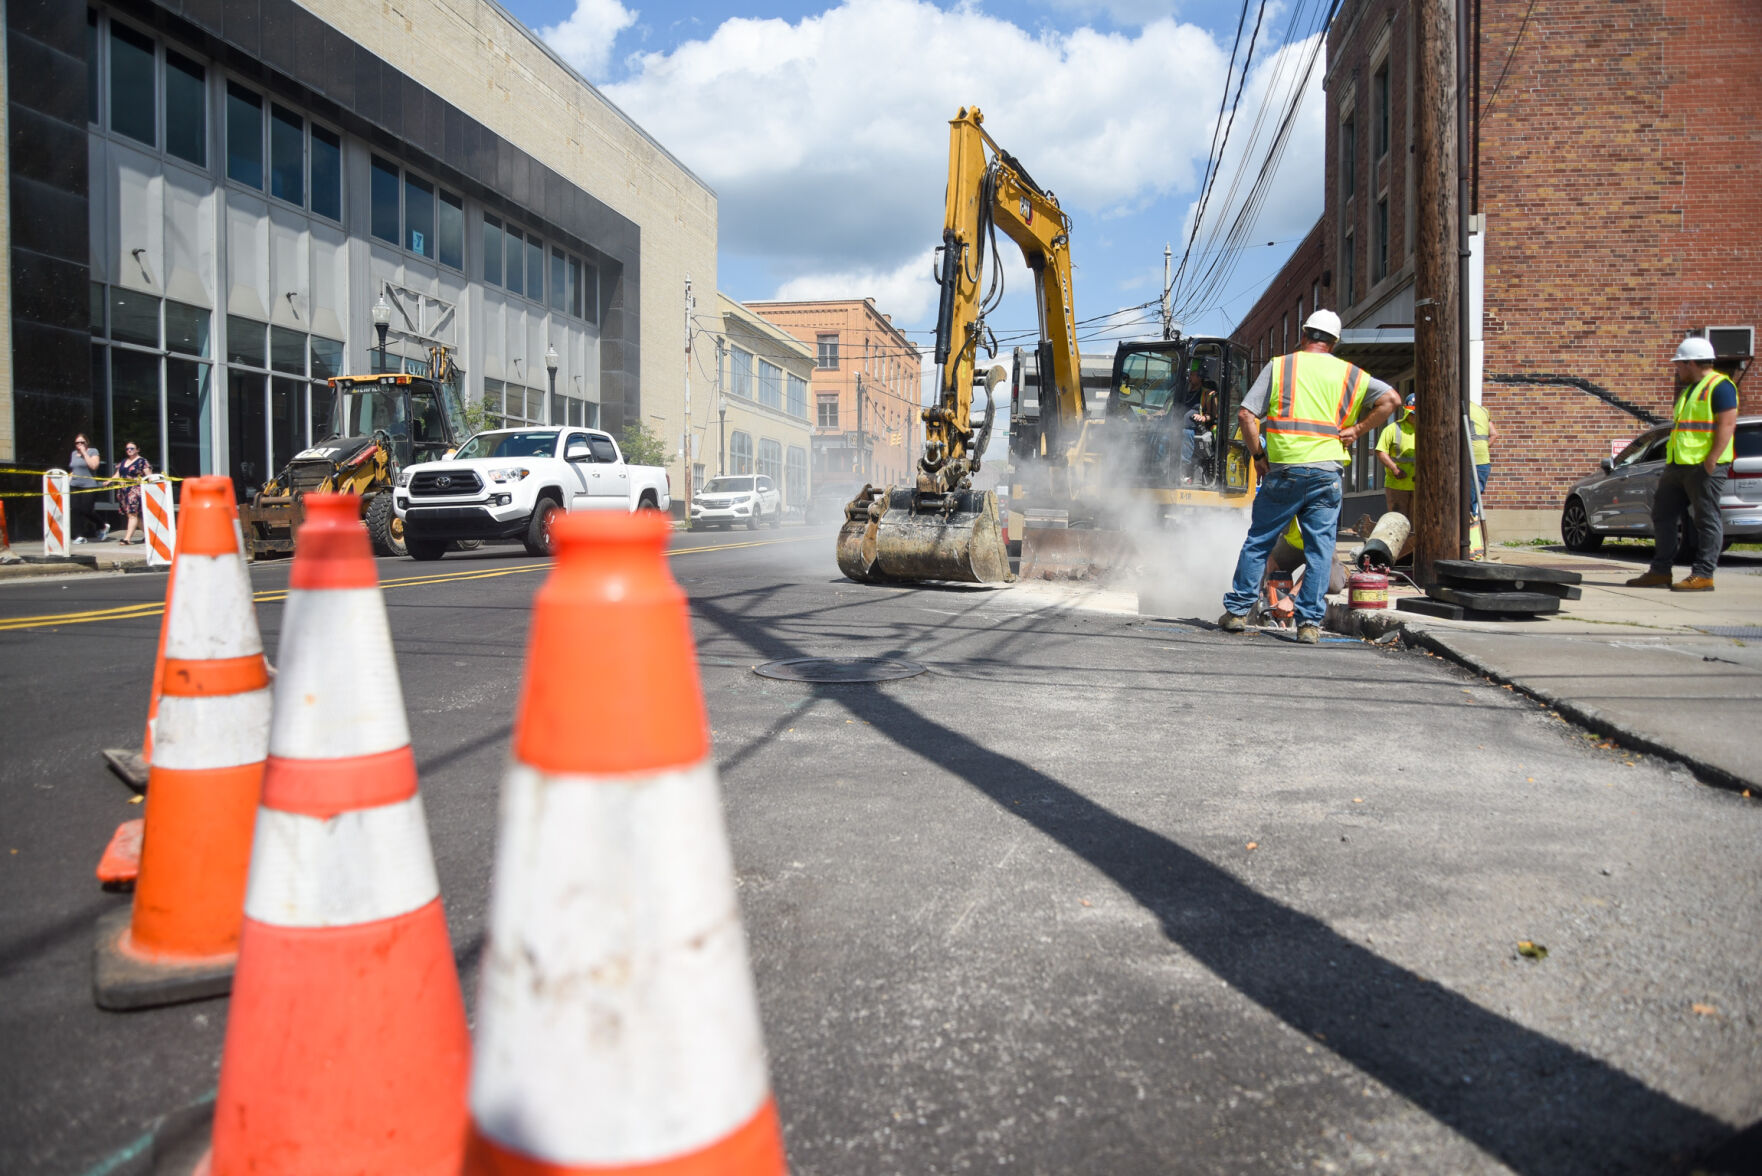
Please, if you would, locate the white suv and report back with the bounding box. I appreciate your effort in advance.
[691,474,783,530]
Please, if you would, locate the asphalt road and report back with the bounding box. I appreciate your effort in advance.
[1,523,1757,1174]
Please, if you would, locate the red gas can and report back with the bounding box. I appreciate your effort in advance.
[1348,570,1389,610]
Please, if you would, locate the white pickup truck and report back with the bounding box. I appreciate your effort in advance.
[393,426,670,560]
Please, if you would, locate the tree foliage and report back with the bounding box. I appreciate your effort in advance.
[619,420,670,467]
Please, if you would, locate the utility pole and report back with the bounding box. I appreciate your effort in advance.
[716,336,726,475]
[1161,244,1173,340]
[1412,0,1463,584]
[682,276,695,511]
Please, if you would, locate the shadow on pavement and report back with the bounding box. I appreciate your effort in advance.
[693,592,1734,1175]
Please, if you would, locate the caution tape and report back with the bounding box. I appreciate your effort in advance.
[0,468,188,498]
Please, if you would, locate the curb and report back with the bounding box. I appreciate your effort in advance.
[1326,603,1754,795]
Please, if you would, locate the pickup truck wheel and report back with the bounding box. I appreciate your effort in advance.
[365,493,406,557]
[525,498,560,557]
[747,508,760,531]
[406,537,446,561]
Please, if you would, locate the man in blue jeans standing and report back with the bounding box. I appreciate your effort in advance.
[1220,310,1400,643]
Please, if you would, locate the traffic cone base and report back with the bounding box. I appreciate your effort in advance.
[95,818,145,889]
[464,1100,785,1175]
[466,761,779,1172]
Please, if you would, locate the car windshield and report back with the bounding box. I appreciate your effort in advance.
[454,430,559,460]
[703,477,755,494]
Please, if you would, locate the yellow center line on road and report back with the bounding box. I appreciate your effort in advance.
[0,533,816,632]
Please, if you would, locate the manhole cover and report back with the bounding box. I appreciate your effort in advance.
[1697,626,1762,639]
[752,657,927,683]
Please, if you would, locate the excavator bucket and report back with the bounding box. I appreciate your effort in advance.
[836,485,1012,585]
[1016,523,1138,582]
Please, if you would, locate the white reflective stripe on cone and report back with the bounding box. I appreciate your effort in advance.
[164,555,264,661]
[153,688,272,770]
[270,588,410,760]
[244,794,441,928]
[470,760,770,1165]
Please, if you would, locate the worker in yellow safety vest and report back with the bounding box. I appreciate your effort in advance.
[1468,400,1497,501]
[1375,393,1419,528]
[1221,309,1400,643]
[1627,336,1739,591]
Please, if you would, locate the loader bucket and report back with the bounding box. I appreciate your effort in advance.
[835,486,1012,585]
[1016,526,1138,582]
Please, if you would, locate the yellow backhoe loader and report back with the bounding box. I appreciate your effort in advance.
[836,106,1258,586]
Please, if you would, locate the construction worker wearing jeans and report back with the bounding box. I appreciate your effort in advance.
[1628,336,1739,591]
[1221,310,1400,643]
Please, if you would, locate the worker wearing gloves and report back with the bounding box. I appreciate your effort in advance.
[1627,336,1739,591]
[1374,394,1419,561]
[1220,309,1400,644]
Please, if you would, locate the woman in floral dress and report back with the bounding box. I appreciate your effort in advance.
[114,442,151,545]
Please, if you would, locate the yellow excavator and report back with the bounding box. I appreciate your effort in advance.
[836,106,1257,586]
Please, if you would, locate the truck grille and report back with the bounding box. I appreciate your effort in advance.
[410,470,484,497]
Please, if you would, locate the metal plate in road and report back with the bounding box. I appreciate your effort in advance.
[752,656,927,683]
[1696,626,1762,638]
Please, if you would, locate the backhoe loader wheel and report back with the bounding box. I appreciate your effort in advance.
[365,493,406,558]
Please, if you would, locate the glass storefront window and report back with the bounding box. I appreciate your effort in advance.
[226,316,266,367]
[505,229,524,296]
[309,381,336,441]
[438,191,464,270]
[405,174,435,258]
[164,51,206,166]
[111,349,164,470]
[370,156,400,244]
[165,301,210,357]
[526,237,543,301]
[109,22,156,148]
[272,378,304,471]
[226,82,264,188]
[310,337,344,383]
[166,358,212,478]
[90,283,107,335]
[483,216,503,286]
[228,370,268,499]
[310,125,342,222]
[569,258,582,318]
[270,104,304,206]
[88,11,100,125]
[550,249,566,311]
[270,326,306,375]
[111,289,160,348]
[581,261,599,323]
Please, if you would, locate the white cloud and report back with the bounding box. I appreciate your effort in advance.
[542,0,639,82]
[771,248,939,320]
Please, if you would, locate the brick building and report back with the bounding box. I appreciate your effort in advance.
[745,298,922,488]
[1234,0,1761,536]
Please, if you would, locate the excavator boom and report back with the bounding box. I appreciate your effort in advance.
[837,107,1085,585]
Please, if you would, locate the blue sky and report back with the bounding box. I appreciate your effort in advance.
[500,0,1329,392]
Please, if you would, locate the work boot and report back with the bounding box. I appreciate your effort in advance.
[1217,612,1247,633]
[1296,624,1321,645]
[1624,571,1672,587]
[1670,575,1715,592]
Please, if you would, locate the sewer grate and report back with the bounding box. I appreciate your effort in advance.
[1695,626,1762,639]
[753,657,927,684]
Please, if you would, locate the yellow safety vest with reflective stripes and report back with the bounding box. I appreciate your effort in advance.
[1667,372,1736,465]
[1468,402,1492,465]
[1264,351,1371,465]
[1376,418,1417,491]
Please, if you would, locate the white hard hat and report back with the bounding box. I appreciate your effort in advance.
[1672,336,1715,363]
[1303,309,1342,340]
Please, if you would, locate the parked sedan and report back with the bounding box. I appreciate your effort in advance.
[1560,416,1762,551]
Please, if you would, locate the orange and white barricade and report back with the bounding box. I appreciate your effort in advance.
[92,476,270,1009]
[0,499,19,563]
[464,512,786,1175]
[42,468,69,556]
[142,474,176,567]
[204,493,469,1175]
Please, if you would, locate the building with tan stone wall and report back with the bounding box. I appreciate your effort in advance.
[707,293,814,510]
[746,298,922,489]
[5,0,714,525]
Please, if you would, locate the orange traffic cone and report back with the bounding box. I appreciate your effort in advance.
[204,493,469,1175]
[463,511,786,1175]
[92,477,270,1009]
[0,499,20,563]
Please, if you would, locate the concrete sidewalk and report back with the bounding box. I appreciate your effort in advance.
[0,536,161,578]
[1330,545,1762,792]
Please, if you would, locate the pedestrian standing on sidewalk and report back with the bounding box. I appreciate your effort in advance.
[114,441,152,545]
[1219,310,1400,644]
[67,433,109,543]
[1627,336,1738,592]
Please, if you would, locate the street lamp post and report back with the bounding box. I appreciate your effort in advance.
[544,345,559,425]
[718,393,729,476]
[371,295,391,373]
